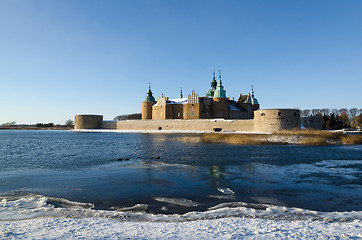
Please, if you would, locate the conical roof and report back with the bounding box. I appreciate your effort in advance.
[213,72,227,98]
[144,87,155,102]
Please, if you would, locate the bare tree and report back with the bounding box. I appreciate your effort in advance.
[1,121,16,127]
[331,109,339,115]
[301,109,311,117]
[338,108,348,115]
[320,108,330,116]
[349,108,358,118]
[312,109,320,116]
[65,119,74,127]
[114,113,142,120]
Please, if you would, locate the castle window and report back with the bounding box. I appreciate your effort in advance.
[178,112,180,117]
[192,111,194,116]
[160,112,162,117]
[294,112,297,116]
[278,112,281,116]
[206,112,208,116]
[145,113,147,116]
[261,113,265,116]
[220,112,223,117]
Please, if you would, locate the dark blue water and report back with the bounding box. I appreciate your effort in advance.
[0,130,361,214]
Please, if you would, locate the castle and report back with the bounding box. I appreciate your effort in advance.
[74,70,301,133]
[142,71,260,120]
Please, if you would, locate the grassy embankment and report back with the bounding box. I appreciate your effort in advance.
[200,129,362,145]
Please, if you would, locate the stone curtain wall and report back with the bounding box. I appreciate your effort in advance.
[102,119,255,132]
[79,109,300,132]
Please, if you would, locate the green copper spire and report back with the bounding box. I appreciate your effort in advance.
[213,70,227,98]
[218,70,222,86]
[249,85,259,105]
[206,69,217,97]
[144,84,156,102]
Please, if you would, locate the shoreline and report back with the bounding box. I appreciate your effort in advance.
[72,129,362,145]
[2,128,361,145]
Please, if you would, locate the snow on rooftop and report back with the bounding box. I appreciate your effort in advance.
[167,98,188,104]
[153,98,188,106]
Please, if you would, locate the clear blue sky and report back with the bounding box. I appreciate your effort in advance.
[1,0,361,124]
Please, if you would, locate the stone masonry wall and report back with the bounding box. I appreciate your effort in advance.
[75,115,103,129]
[101,119,255,132]
[254,109,301,133]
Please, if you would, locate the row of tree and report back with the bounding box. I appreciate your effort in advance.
[320,113,352,130]
[114,113,142,121]
[300,108,361,119]
[301,108,362,130]
[1,120,74,128]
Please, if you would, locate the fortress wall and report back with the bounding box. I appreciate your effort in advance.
[101,121,118,129]
[77,109,300,133]
[74,115,103,129]
[103,119,255,132]
[254,109,301,133]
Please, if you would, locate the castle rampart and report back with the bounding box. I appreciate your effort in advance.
[75,109,301,132]
[77,109,300,133]
[101,119,255,132]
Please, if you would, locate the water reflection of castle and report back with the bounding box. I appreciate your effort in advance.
[142,71,260,120]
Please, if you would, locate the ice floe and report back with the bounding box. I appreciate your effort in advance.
[153,197,202,207]
[217,187,235,195]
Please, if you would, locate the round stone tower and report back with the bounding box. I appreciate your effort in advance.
[74,114,103,129]
[254,109,301,133]
[142,85,156,120]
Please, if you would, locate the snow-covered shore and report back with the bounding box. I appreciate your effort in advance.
[1,216,362,239]
[1,196,362,239]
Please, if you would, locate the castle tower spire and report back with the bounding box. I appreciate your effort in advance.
[213,70,227,98]
[218,70,222,86]
[144,83,155,102]
[206,68,217,97]
[180,87,183,98]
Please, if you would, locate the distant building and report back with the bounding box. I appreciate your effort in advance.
[302,116,322,130]
[142,71,260,120]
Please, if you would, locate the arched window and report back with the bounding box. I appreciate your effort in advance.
[261,113,265,116]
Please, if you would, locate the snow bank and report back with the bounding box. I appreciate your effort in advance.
[1,195,362,239]
[1,216,362,239]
